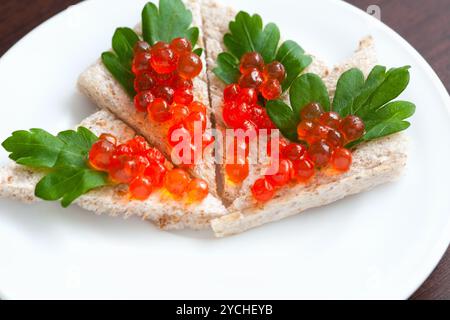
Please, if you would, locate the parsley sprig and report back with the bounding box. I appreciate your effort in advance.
[213,11,312,91]
[2,127,108,207]
[102,0,203,97]
[266,65,416,145]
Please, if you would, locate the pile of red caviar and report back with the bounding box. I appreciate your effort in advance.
[131,38,211,167]
[238,52,284,100]
[222,51,286,132]
[88,134,208,202]
[296,102,364,170]
[250,102,366,203]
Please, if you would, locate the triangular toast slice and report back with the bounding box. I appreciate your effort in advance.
[0,110,227,230]
[200,0,408,236]
[77,0,218,197]
[201,0,331,205]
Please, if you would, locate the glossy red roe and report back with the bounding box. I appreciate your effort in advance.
[132,52,151,74]
[170,103,190,123]
[144,161,167,187]
[99,133,117,146]
[134,91,154,112]
[326,128,344,148]
[260,79,282,100]
[240,52,265,74]
[225,162,249,184]
[89,139,115,171]
[150,47,177,74]
[134,72,155,92]
[189,101,207,115]
[282,143,306,161]
[308,139,332,167]
[187,178,209,202]
[223,83,241,102]
[300,102,324,120]
[173,87,194,105]
[340,115,365,142]
[127,136,150,154]
[129,176,154,200]
[145,147,165,164]
[222,101,249,128]
[266,159,293,187]
[248,105,275,130]
[164,168,190,196]
[173,76,193,90]
[177,52,203,79]
[153,86,175,104]
[170,37,192,55]
[109,155,140,184]
[331,147,352,172]
[297,120,315,140]
[292,157,315,182]
[264,61,286,82]
[148,98,172,122]
[251,177,275,202]
[184,111,207,132]
[236,88,258,105]
[319,111,341,129]
[238,68,264,89]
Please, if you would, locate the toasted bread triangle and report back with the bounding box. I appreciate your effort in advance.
[78,0,218,197]
[200,0,332,205]
[199,0,407,236]
[0,110,227,230]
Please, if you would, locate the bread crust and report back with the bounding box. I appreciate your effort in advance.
[0,110,228,230]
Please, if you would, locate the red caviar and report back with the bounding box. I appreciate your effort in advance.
[187,178,209,202]
[219,52,363,203]
[88,134,208,202]
[130,38,210,164]
[251,177,275,203]
[225,162,249,184]
[164,168,190,196]
[331,147,352,172]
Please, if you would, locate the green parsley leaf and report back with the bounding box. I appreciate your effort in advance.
[102,51,137,97]
[213,52,240,85]
[266,100,298,141]
[193,47,203,57]
[360,66,410,117]
[35,168,108,208]
[289,73,330,118]
[213,11,312,92]
[357,100,415,144]
[2,129,64,168]
[2,127,109,207]
[276,40,313,91]
[328,66,411,119]
[142,0,199,46]
[112,27,140,68]
[55,127,99,168]
[333,68,365,116]
[224,11,280,62]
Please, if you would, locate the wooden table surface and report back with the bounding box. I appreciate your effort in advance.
[0,0,449,300]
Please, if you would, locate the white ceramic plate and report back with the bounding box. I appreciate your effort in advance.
[0,0,449,300]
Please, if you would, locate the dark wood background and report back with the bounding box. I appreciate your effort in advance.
[0,0,448,300]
